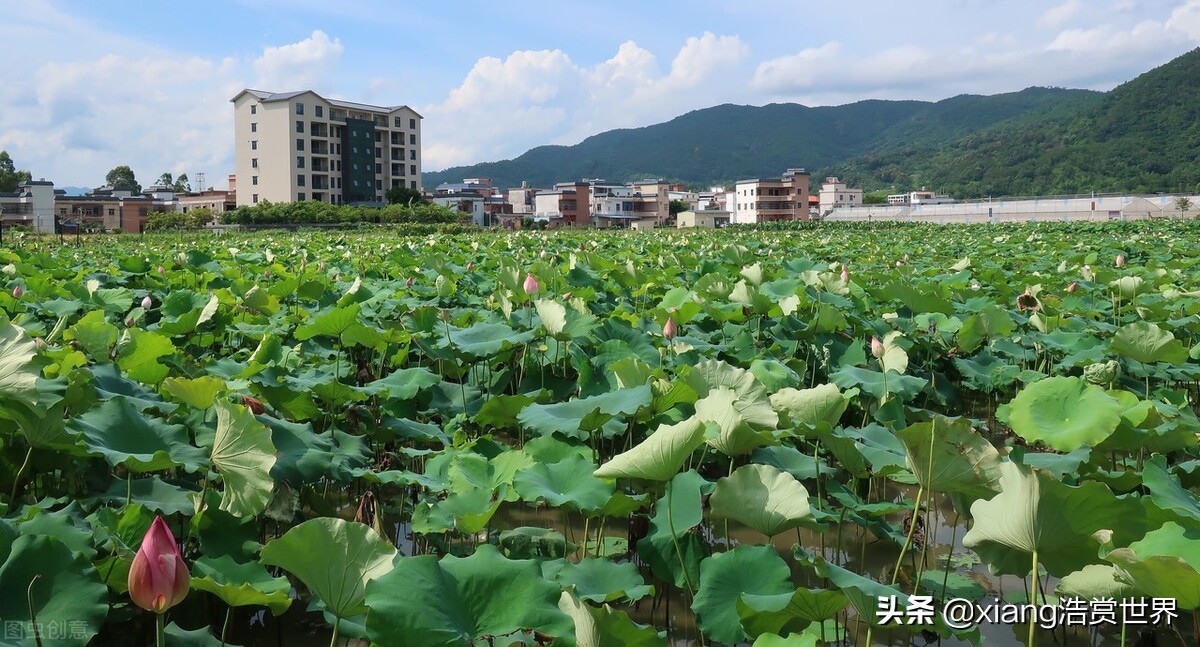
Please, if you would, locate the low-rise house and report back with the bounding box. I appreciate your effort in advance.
[732,168,810,224]
[0,180,56,233]
[677,209,731,228]
[818,177,863,215]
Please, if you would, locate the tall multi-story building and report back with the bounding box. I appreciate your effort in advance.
[818,176,863,215]
[230,89,422,206]
[732,168,810,224]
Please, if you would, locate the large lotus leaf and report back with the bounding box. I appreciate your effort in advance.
[956,305,1014,353]
[0,314,41,409]
[518,386,652,441]
[736,588,849,639]
[1141,454,1200,529]
[161,376,228,409]
[0,535,108,647]
[18,502,97,560]
[211,400,277,517]
[769,384,848,432]
[411,484,504,535]
[549,558,653,603]
[439,321,536,358]
[877,331,909,375]
[64,310,119,362]
[752,633,820,647]
[115,328,176,384]
[953,351,1021,392]
[364,544,572,646]
[1110,321,1188,365]
[709,464,812,537]
[294,304,360,341]
[681,359,765,400]
[748,359,802,392]
[534,299,567,336]
[71,396,208,473]
[191,493,262,563]
[499,527,577,560]
[92,476,198,515]
[696,386,778,456]
[164,622,235,647]
[260,517,396,621]
[963,461,1142,577]
[1054,564,1139,601]
[1106,522,1200,609]
[896,416,1003,501]
[514,454,614,513]
[594,417,706,482]
[354,366,441,400]
[636,470,712,589]
[829,366,927,402]
[692,545,793,644]
[1004,376,1121,451]
[190,554,292,615]
[557,592,666,647]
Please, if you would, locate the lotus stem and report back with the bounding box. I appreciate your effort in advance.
[221,607,231,646]
[10,445,32,504]
[940,510,960,600]
[665,481,696,597]
[329,616,340,647]
[28,573,43,647]
[890,484,924,587]
[1027,549,1039,647]
[156,612,165,647]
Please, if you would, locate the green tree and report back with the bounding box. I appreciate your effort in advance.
[863,191,890,205]
[173,173,190,194]
[156,172,174,187]
[385,185,424,205]
[1175,196,1193,218]
[0,151,32,193]
[106,165,141,194]
[668,199,691,216]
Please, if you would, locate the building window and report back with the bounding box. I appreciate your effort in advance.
[410,164,416,175]
[375,180,382,190]
[251,140,257,150]
[295,102,304,115]
[252,193,258,203]
[251,158,258,169]
[375,147,381,158]
[394,116,402,127]
[296,120,304,133]
[375,163,381,174]
[298,192,306,201]
[315,105,323,118]
[251,122,257,133]
[297,156,305,168]
[108,208,115,216]
[409,134,416,145]
[252,176,258,186]
[409,150,416,160]
[409,180,417,189]
[374,132,381,142]
[352,147,358,154]
[297,175,305,187]
[297,139,304,151]
[353,180,359,187]
[410,118,416,129]
[250,104,257,114]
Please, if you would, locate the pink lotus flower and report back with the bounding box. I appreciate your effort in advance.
[141,295,152,310]
[466,262,474,272]
[523,272,540,295]
[126,317,136,327]
[840,264,849,283]
[1115,254,1126,268]
[156,265,166,275]
[870,336,885,359]
[663,316,678,340]
[128,516,189,614]
[405,276,414,288]
[562,291,573,300]
[11,285,22,298]
[1066,281,1078,294]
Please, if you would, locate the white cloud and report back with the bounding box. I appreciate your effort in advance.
[1038,0,1083,28]
[253,30,344,92]
[422,33,750,170]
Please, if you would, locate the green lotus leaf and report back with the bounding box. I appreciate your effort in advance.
[1005,376,1122,451]
[736,587,848,639]
[499,527,577,560]
[896,415,1003,501]
[164,622,235,647]
[0,314,42,409]
[829,366,927,402]
[918,570,986,602]
[0,535,108,647]
[594,417,706,482]
[557,592,666,647]
[1141,454,1200,529]
[364,544,572,646]
[354,366,440,400]
[710,464,812,537]
[1106,522,1200,609]
[161,375,228,409]
[752,632,820,647]
[211,400,277,517]
[518,385,652,441]
[260,517,396,621]
[18,502,97,560]
[877,331,909,375]
[748,359,802,392]
[963,461,1143,577]
[696,385,778,456]
[956,305,1014,353]
[1054,564,1139,601]
[115,328,176,385]
[769,384,848,432]
[439,321,535,358]
[294,304,360,341]
[411,484,503,535]
[71,396,208,473]
[190,554,292,615]
[692,545,794,644]
[63,310,118,363]
[1110,321,1188,365]
[549,557,653,603]
[636,470,712,589]
[535,298,567,336]
[514,454,614,513]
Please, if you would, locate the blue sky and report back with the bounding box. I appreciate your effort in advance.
[3,0,1198,188]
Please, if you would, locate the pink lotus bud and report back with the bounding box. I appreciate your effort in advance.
[663,316,678,340]
[467,262,474,272]
[141,295,152,310]
[128,516,189,614]
[264,269,271,278]
[840,264,849,283]
[562,291,573,300]
[405,277,414,288]
[871,336,885,359]
[126,317,136,327]
[1115,254,1126,268]
[157,265,166,275]
[318,261,326,271]
[11,285,22,298]
[1066,281,1078,294]
[523,272,539,295]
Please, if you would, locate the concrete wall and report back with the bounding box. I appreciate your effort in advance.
[824,194,1200,224]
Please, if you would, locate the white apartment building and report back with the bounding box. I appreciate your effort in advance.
[732,168,811,224]
[0,180,56,233]
[818,177,863,214]
[231,89,422,206]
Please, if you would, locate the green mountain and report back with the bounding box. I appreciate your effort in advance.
[838,47,1200,197]
[425,48,1200,198]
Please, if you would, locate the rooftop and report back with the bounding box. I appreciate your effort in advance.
[232,89,423,118]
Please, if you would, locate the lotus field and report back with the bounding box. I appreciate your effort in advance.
[4,220,1200,647]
